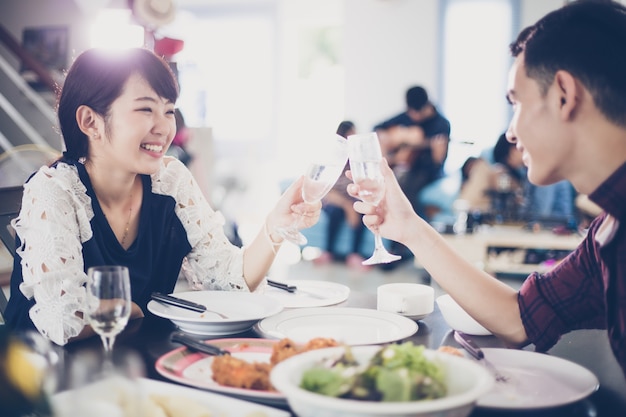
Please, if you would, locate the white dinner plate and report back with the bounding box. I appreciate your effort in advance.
[156,338,288,406]
[52,376,289,416]
[477,348,599,409]
[255,307,418,345]
[264,279,350,308]
[147,291,283,336]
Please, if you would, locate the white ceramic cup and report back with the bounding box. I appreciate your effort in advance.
[377,283,435,318]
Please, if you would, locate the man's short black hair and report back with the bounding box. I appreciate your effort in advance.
[406,86,429,111]
[510,0,626,128]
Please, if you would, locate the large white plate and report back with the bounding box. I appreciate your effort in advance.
[477,348,599,409]
[156,338,288,406]
[264,279,350,308]
[255,307,418,345]
[147,291,283,336]
[52,377,289,416]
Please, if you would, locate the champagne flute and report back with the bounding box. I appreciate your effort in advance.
[85,266,132,361]
[347,132,401,265]
[276,133,349,245]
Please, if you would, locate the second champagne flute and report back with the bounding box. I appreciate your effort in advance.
[85,265,132,361]
[348,132,401,265]
[276,133,349,245]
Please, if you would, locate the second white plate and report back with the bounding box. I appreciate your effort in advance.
[255,307,418,345]
[264,279,350,308]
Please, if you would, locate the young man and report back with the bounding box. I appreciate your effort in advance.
[350,0,626,377]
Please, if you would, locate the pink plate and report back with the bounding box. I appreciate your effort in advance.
[155,338,287,406]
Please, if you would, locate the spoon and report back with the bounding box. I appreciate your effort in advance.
[454,331,508,383]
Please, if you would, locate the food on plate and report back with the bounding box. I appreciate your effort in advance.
[437,345,464,357]
[211,355,273,390]
[300,342,447,401]
[269,337,339,365]
[211,337,339,391]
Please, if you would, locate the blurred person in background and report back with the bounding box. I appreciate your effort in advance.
[374,86,451,263]
[374,86,451,215]
[165,108,193,166]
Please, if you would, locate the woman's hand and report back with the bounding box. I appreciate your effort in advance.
[267,176,321,236]
[347,159,418,245]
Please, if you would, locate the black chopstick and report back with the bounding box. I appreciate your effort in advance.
[267,279,297,293]
[151,292,207,313]
[171,332,230,356]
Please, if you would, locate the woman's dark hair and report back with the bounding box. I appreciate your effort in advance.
[336,120,355,138]
[461,156,478,183]
[57,48,179,160]
[493,133,522,182]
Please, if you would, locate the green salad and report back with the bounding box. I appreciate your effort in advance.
[300,342,446,402]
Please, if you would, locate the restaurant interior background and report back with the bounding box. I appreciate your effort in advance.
[0,0,585,289]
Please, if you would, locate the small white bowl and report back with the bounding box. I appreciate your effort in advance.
[270,345,494,417]
[377,283,434,320]
[436,294,491,336]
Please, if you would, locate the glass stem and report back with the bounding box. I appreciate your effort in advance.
[101,335,115,356]
[374,231,386,252]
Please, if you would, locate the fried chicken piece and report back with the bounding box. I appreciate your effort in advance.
[270,337,340,365]
[211,337,340,391]
[269,338,300,365]
[211,355,273,391]
[438,345,464,357]
[302,337,339,351]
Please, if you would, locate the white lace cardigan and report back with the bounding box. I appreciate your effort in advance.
[13,158,247,345]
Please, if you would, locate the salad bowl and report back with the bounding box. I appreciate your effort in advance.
[270,344,493,417]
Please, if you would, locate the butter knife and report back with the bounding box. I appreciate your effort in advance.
[266,279,326,299]
[171,332,230,356]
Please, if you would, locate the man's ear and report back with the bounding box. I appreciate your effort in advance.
[554,70,579,120]
[76,105,101,139]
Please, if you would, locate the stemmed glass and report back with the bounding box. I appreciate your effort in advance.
[85,265,132,361]
[276,133,349,245]
[347,132,401,265]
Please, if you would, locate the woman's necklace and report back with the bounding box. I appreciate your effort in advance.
[120,195,133,247]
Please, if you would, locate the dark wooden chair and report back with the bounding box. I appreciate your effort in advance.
[0,185,23,317]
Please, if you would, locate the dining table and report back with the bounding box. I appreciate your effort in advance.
[61,288,626,417]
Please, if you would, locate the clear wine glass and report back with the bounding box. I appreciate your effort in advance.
[276,133,349,245]
[347,132,401,265]
[85,266,132,361]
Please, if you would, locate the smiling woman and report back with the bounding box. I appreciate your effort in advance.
[3,47,323,348]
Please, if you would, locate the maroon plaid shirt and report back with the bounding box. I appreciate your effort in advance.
[519,162,626,377]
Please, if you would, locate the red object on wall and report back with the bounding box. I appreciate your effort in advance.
[154,37,184,59]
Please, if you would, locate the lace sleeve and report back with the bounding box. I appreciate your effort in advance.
[152,158,248,291]
[13,164,94,346]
